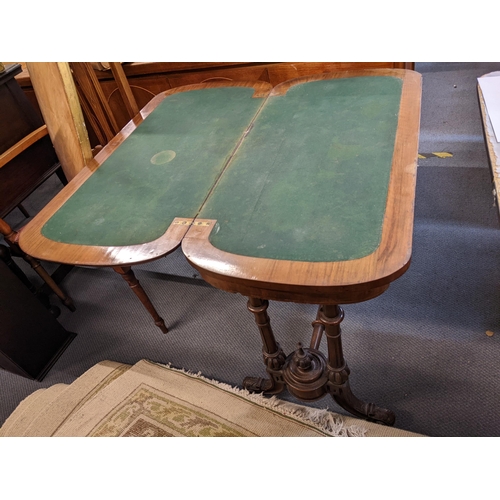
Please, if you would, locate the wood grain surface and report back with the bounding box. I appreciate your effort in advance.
[26,63,93,181]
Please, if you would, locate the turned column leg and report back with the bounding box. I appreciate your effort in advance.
[1,220,76,311]
[243,297,286,394]
[113,266,168,333]
[321,304,396,426]
[310,306,324,350]
[23,254,76,311]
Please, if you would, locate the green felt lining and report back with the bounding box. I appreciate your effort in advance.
[199,76,403,262]
[42,77,403,264]
[41,87,263,246]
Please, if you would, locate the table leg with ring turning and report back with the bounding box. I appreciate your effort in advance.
[243,297,286,395]
[243,298,396,426]
[319,304,396,426]
[113,266,168,334]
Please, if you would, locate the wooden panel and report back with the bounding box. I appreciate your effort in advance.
[264,62,408,85]
[26,63,93,181]
[93,62,413,82]
[99,62,251,77]
[109,62,139,118]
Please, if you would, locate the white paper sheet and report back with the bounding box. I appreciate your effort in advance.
[478,74,500,142]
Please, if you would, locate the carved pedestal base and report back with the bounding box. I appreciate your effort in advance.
[243,298,396,426]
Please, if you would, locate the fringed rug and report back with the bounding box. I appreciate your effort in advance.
[0,360,423,437]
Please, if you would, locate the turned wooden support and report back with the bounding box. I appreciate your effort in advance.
[113,266,168,333]
[0,219,76,311]
[318,304,395,425]
[321,304,346,370]
[23,253,75,311]
[243,300,396,425]
[247,297,279,355]
[244,297,286,394]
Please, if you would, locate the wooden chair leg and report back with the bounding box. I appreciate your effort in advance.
[0,244,61,317]
[113,266,168,333]
[0,218,76,311]
[22,253,76,311]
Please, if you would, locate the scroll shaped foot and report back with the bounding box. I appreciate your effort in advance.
[242,376,285,395]
[328,378,396,426]
[242,342,287,395]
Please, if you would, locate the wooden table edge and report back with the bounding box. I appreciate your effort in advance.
[18,81,272,267]
[182,219,412,303]
[18,218,191,267]
[270,67,420,96]
[181,69,422,301]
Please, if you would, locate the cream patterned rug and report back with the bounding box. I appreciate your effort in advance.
[0,360,423,437]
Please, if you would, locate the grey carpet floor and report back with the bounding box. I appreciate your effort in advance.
[1,62,500,437]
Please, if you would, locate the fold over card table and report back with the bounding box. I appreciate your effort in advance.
[20,69,421,424]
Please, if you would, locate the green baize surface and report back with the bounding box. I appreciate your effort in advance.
[200,77,402,262]
[42,77,402,263]
[42,87,263,246]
